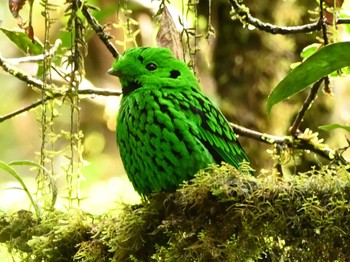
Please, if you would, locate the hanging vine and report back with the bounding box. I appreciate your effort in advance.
[63,0,87,208]
[36,0,57,210]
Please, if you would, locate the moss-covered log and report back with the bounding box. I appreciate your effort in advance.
[1,163,350,261]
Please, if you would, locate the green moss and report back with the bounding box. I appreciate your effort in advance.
[0,210,92,261]
[1,163,350,261]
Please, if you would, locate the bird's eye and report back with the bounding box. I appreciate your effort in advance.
[146,63,157,71]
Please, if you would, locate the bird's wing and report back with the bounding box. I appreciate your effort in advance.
[188,92,250,170]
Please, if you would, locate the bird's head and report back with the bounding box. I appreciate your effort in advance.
[108,47,198,95]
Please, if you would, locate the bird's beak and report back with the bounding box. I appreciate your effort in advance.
[107,68,119,76]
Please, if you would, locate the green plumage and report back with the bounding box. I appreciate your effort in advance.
[109,47,251,196]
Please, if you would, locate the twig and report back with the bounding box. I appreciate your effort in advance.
[297,137,335,161]
[0,87,122,123]
[1,50,122,123]
[319,0,329,45]
[0,95,59,123]
[80,1,119,58]
[78,87,122,96]
[289,78,324,135]
[228,0,350,35]
[0,56,45,89]
[288,2,331,136]
[228,0,322,34]
[230,122,347,164]
[230,122,285,144]
[4,39,62,64]
[0,53,122,93]
[337,18,350,24]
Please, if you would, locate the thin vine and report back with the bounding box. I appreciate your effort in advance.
[64,0,87,208]
[36,0,57,209]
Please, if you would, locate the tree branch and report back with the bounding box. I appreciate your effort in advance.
[287,2,332,136]
[80,1,119,59]
[78,87,122,96]
[0,54,122,122]
[228,0,322,34]
[337,18,350,24]
[289,78,324,135]
[0,87,122,123]
[0,99,45,123]
[5,39,62,64]
[0,56,45,89]
[230,122,285,144]
[230,122,348,165]
[319,0,329,45]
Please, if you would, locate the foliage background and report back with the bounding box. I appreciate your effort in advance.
[0,0,139,214]
[0,0,350,260]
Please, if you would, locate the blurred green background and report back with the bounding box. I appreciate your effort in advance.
[1,0,350,260]
[0,1,141,214]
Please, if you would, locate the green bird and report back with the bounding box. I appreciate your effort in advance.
[108,47,251,197]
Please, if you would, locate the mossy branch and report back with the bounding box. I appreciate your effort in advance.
[1,164,350,261]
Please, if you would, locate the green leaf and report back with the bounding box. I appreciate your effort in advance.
[0,28,43,55]
[267,42,350,113]
[0,160,41,218]
[300,43,321,60]
[319,124,350,132]
[290,62,301,70]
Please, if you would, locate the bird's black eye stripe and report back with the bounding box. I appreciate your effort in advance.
[146,63,157,71]
[170,70,181,79]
